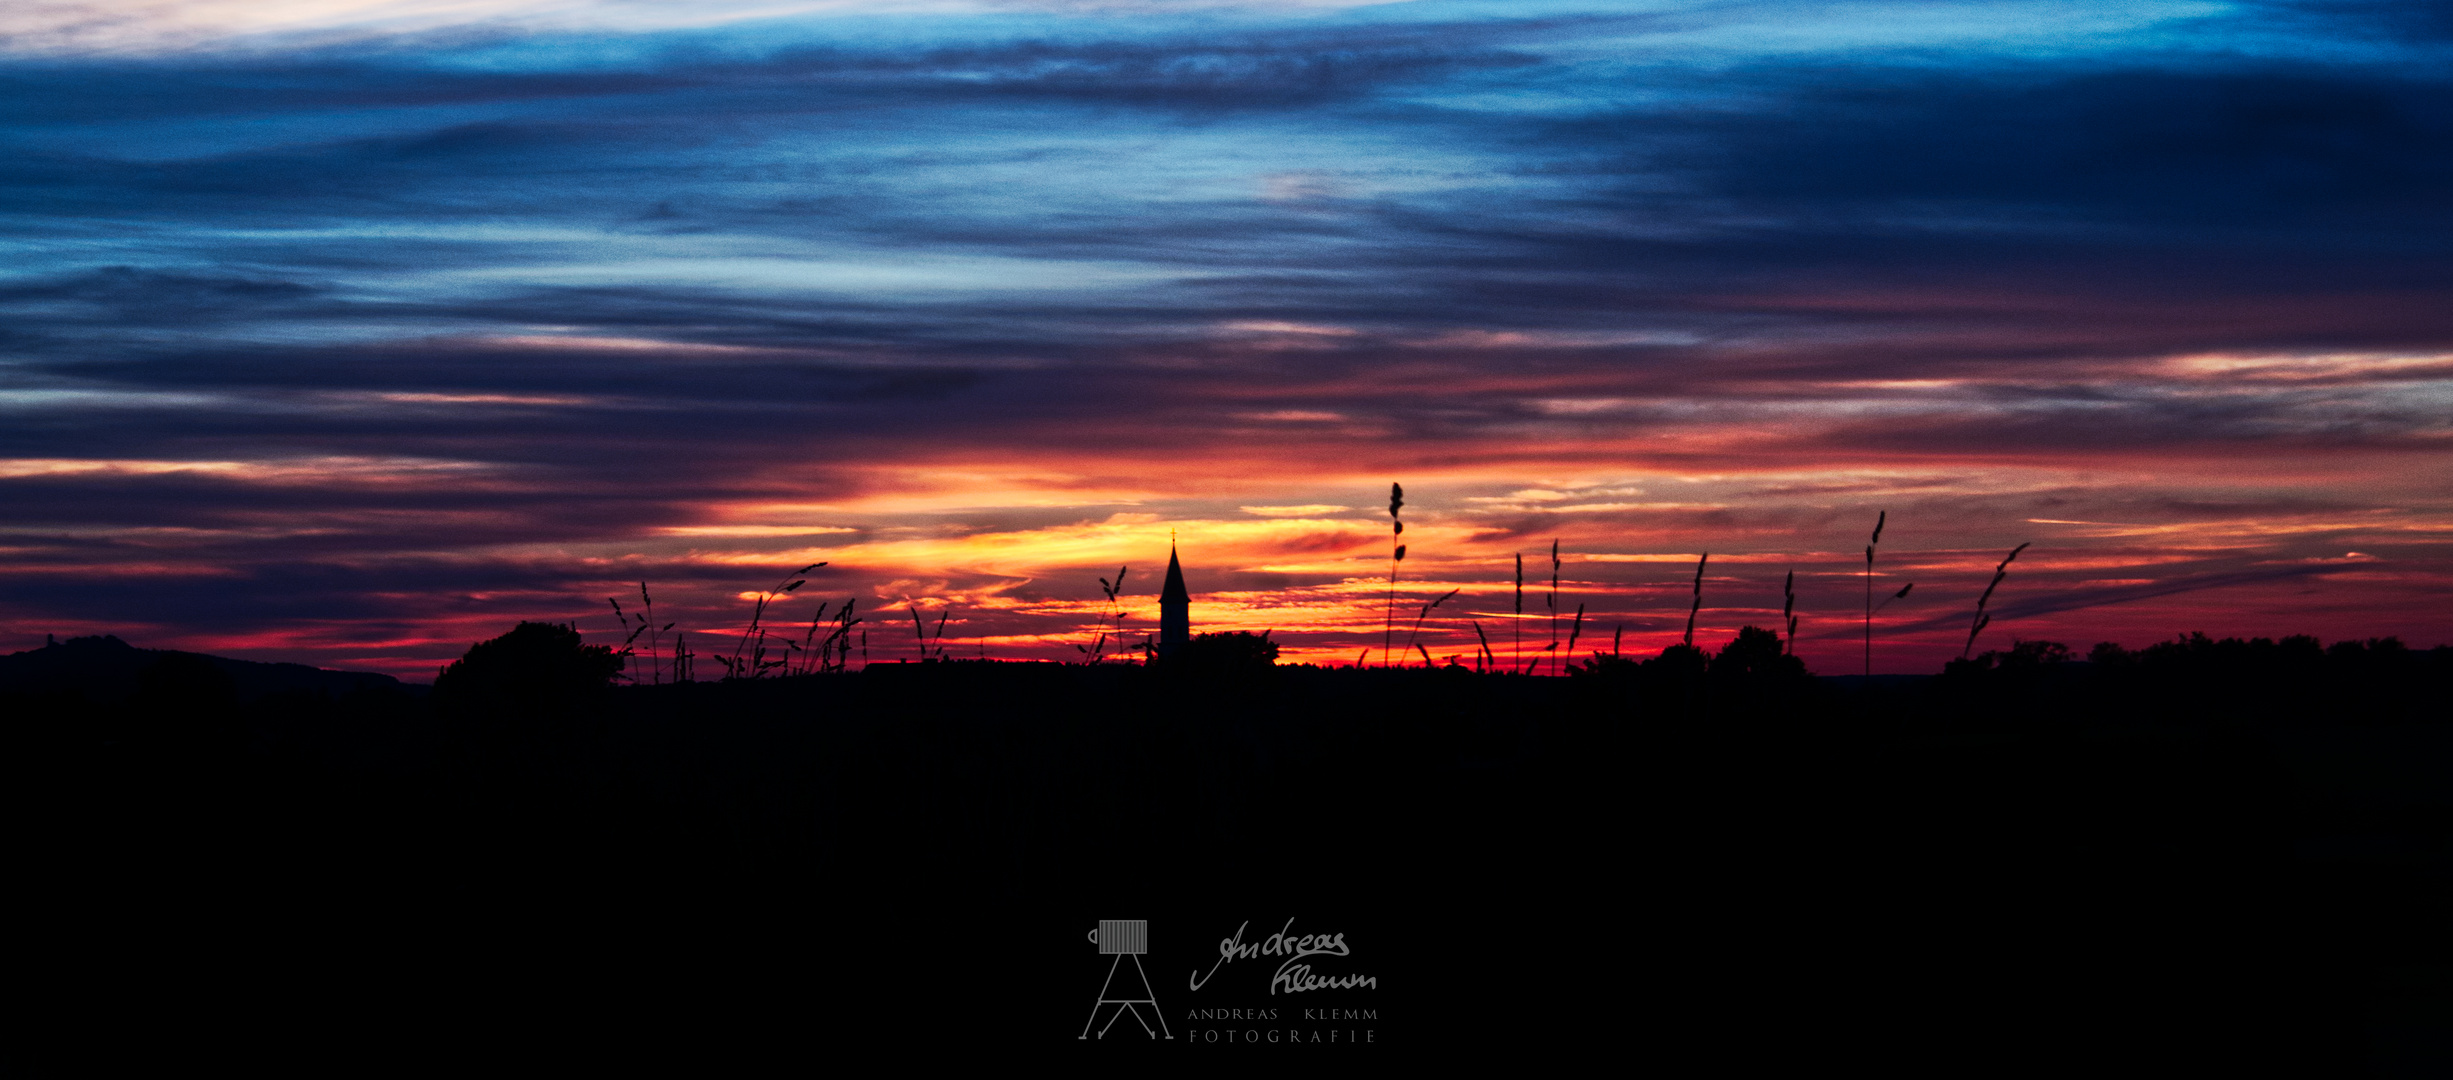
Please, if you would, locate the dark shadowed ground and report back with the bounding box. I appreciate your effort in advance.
[11,636,2449,1070]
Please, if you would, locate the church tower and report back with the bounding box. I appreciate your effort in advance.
[1159,542,1190,660]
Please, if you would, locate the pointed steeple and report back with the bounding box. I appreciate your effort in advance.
[1161,545,1189,604]
[1159,541,1190,659]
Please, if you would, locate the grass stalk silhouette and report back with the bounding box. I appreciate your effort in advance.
[792,598,860,675]
[1472,619,1495,673]
[1865,511,1885,676]
[906,599,957,661]
[720,563,822,679]
[608,596,645,681]
[1074,566,1127,665]
[1546,540,1561,676]
[642,583,670,685]
[1684,553,1708,647]
[1382,483,1405,668]
[1782,570,1796,656]
[834,599,861,672]
[796,602,829,676]
[1073,568,1128,665]
[1963,542,2031,659]
[608,583,679,684]
[1403,587,1459,664]
[1513,552,1523,676]
[1564,602,1584,666]
[1101,565,1129,661]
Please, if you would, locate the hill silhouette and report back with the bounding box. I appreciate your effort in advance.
[0,634,411,703]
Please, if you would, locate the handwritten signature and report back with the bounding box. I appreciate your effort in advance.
[1191,919,1377,994]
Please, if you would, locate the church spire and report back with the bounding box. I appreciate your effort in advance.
[1159,541,1190,659]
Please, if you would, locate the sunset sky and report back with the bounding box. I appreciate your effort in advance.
[4,0,2450,678]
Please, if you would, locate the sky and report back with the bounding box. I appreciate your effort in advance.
[4,0,2450,679]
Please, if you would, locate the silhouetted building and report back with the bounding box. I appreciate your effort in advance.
[1160,544,1191,660]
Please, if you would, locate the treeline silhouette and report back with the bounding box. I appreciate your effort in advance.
[11,626,2447,1068]
[1934,633,2453,728]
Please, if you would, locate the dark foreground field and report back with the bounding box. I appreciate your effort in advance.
[12,637,2450,1070]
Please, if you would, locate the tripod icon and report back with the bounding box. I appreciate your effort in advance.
[1081,920,1172,1040]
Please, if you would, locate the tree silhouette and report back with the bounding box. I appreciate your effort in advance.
[1708,625,1812,702]
[435,622,624,716]
[1168,630,1279,675]
[1645,641,1710,683]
